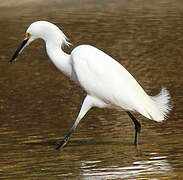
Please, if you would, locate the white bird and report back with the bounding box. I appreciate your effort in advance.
[10,21,172,150]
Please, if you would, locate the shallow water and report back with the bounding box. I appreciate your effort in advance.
[0,0,183,179]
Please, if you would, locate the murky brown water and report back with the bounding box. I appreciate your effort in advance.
[0,0,182,179]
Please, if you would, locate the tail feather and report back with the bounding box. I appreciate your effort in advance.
[150,87,172,122]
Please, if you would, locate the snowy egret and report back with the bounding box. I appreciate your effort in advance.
[10,21,171,150]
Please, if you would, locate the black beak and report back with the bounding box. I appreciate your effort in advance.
[9,38,29,63]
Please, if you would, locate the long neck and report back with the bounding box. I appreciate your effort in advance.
[46,42,72,78]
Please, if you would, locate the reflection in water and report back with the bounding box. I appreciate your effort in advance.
[81,154,173,179]
[0,0,183,179]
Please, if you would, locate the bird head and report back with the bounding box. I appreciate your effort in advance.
[9,21,70,63]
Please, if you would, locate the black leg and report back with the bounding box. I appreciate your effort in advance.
[55,95,93,150]
[56,124,76,150]
[126,111,141,145]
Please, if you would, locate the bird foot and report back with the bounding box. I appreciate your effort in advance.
[55,139,68,150]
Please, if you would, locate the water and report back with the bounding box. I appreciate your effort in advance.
[0,0,182,179]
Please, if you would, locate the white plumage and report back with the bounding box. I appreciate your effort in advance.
[10,21,172,149]
[71,45,171,122]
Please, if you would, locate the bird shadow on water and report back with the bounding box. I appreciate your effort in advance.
[23,139,142,153]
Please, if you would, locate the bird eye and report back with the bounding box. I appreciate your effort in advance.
[24,32,31,39]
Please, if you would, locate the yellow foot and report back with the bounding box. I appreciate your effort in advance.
[55,139,68,150]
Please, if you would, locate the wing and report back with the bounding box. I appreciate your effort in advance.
[71,45,154,117]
